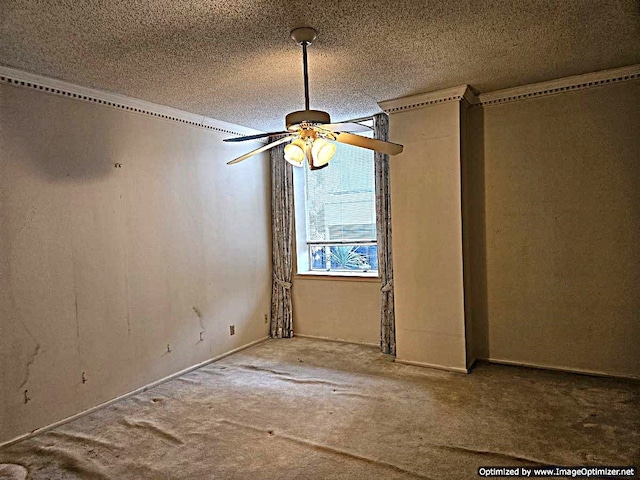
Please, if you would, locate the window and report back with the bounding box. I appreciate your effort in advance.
[293,123,378,276]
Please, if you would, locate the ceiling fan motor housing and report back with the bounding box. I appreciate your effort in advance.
[286,109,331,129]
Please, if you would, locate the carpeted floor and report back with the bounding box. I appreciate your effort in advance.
[1,337,638,479]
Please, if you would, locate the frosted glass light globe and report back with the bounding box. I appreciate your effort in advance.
[311,138,336,167]
[284,139,307,166]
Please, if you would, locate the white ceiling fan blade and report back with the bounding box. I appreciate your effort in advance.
[320,122,372,133]
[227,135,295,165]
[335,132,403,156]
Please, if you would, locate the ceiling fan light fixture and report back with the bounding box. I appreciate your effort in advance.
[222,26,404,166]
[284,138,306,166]
[285,110,330,129]
[311,137,336,168]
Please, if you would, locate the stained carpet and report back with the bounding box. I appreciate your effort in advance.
[1,338,638,479]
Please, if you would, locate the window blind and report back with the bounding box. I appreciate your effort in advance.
[304,131,376,243]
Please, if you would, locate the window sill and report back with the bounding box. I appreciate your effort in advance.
[295,271,381,283]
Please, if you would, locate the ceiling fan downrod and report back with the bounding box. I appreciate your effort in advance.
[302,41,310,110]
[286,27,330,127]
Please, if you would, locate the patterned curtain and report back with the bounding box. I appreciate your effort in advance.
[373,113,396,355]
[269,140,294,338]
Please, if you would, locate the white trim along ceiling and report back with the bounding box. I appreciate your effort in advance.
[1,0,638,131]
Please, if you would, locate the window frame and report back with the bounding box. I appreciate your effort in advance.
[292,118,380,280]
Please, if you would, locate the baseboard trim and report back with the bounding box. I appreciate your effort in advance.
[294,334,378,348]
[0,336,270,449]
[482,357,640,381]
[394,358,470,374]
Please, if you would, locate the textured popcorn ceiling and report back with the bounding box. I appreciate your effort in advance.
[1,0,639,131]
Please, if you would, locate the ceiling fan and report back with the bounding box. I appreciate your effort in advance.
[224,27,403,170]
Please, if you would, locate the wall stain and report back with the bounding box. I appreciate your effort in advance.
[125,273,131,336]
[75,295,80,340]
[9,286,42,391]
[15,202,38,240]
[73,286,82,362]
[19,343,41,389]
[192,306,205,330]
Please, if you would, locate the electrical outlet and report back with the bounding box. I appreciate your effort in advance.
[229,325,235,335]
[264,314,269,324]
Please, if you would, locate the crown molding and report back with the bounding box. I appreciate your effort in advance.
[0,65,264,138]
[378,85,476,113]
[478,64,640,106]
[378,65,640,114]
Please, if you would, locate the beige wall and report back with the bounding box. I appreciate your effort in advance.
[388,101,468,371]
[292,277,380,345]
[461,103,488,362]
[0,83,272,443]
[383,78,638,378]
[481,80,640,378]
